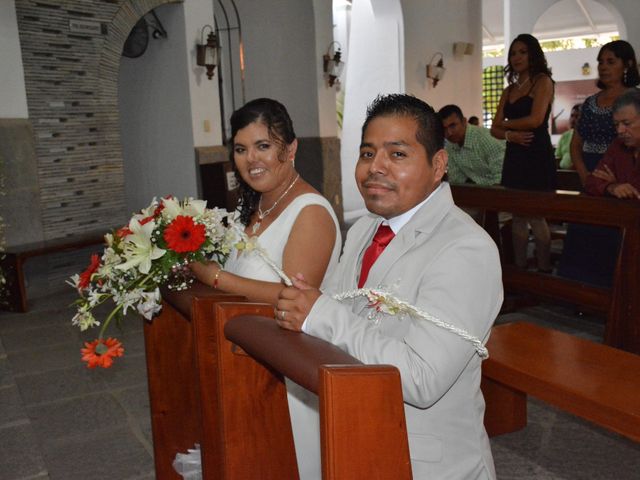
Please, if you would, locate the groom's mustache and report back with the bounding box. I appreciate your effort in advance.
[361,175,397,191]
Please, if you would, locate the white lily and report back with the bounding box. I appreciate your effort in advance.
[160,197,183,221]
[161,197,207,221]
[115,218,165,274]
[182,198,207,218]
[139,197,159,218]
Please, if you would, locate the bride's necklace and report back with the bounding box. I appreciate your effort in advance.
[252,173,300,234]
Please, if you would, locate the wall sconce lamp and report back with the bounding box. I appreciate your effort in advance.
[426,52,445,87]
[582,62,591,76]
[197,25,218,80]
[323,41,344,87]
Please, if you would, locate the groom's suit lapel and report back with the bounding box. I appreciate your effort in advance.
[363,183,454,289]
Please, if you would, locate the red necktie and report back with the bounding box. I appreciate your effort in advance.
[358,224,395,288]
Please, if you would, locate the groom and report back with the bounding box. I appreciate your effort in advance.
[277,94,503,479]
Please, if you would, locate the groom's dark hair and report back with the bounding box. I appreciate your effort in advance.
[361,94,444,161]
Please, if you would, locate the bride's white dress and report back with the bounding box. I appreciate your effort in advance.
[225,192,341,480]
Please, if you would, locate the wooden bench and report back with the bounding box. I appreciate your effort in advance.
[482,321,640,443]
[451,184,640,354]
[144,285,411,479]
[1,232,108,312]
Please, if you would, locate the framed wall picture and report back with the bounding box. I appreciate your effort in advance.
[552,79,599,134]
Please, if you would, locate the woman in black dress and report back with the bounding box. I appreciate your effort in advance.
[491,33,555,272]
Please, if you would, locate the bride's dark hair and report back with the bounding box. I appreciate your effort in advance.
[229,98,296,226]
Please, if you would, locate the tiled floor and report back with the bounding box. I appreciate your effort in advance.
[1,255,639,479]
[0,254,154,480]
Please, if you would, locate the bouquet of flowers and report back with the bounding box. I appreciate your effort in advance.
[69,196,238,368]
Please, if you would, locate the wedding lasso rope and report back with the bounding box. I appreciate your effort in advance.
[333,288,488,358]
[233,227,488,358]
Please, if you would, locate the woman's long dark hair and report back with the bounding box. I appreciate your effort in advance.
[596,40,640,89]
[505,33,552,85]
[229,98,296,226]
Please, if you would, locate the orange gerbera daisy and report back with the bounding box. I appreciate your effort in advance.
[78,254,101,290]
[81,337,124,368]
[163,215,206,253]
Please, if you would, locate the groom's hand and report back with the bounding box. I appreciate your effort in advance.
[276,273,322,332]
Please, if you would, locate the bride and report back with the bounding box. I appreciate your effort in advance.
[190,97,341,479]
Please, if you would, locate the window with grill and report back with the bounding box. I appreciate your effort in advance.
[482,66,505,128]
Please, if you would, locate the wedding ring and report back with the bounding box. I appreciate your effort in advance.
[280,310,286,321]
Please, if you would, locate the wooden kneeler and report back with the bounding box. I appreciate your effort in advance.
[224,308,413,480]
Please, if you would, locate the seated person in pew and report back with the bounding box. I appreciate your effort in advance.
[277,94,503,479]
[585,89,640,200]
[438,104,505,186]
[190,98,342,479]
[555,103,581,169]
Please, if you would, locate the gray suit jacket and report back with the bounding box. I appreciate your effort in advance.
[306,182,502,479]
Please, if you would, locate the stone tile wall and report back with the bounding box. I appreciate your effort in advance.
[0,119,44,247]
[12,0,179,242]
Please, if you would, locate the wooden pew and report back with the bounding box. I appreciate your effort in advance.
[224,308,412,479]
[143,284,246,479]
[144,286,412,479]
[482,321,640,443]
[451,184,640,354]
[1,232,107,312]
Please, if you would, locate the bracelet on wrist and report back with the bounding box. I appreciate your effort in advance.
[213,268,223,289]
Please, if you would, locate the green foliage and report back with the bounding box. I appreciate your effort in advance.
[541,39,575,51]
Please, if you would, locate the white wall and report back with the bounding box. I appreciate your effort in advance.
[185,0,223,146]
[313,0,339,138]
[235,0,320,138]
[0,0,28,118]
[118,3,198,214]
[403,0,483,119]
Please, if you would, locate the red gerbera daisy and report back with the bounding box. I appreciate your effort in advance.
[81,337,124,369]
[78,254,101,290]
[163,215,206,253]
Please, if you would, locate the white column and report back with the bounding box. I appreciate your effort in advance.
[340,0,405,223]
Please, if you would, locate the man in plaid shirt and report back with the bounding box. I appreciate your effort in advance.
[439,104,505,185]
